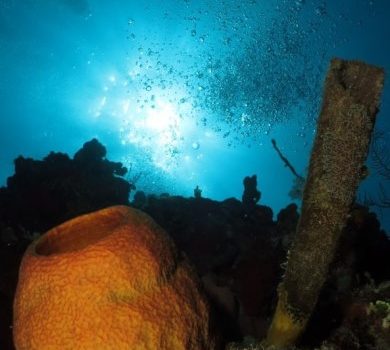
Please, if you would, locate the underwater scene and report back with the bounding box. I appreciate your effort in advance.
[0,0,389,349]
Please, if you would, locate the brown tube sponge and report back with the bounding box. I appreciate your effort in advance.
[267,58,385,347]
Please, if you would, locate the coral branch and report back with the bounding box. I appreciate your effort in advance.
[271,138,303,180]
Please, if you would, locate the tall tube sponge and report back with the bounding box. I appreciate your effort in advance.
[266,58,385,347]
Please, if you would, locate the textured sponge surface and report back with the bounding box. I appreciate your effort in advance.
[13,205,215,350]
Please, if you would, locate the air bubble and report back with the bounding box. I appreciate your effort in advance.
[315,5,326,16]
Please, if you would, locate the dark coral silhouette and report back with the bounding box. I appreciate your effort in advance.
[0,138,131,234]
[194,185,202,199]
[242,175,261,213]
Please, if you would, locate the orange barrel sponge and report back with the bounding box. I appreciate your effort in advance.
[13,205,217,350]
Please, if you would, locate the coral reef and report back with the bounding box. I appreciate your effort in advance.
[0,138,132,234]
[0,142,389,349]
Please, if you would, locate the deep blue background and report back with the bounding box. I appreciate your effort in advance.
[1,0,389,231]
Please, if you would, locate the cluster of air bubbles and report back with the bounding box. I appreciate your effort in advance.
[315,4,327,16]
[295,0,305,7]
[121,0,372,147]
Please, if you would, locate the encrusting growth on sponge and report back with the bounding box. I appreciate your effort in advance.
[266,58,385,347]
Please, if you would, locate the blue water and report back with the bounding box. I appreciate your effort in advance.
[0,0,389,231]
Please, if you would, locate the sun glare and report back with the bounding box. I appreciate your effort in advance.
[89,71,198,173]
